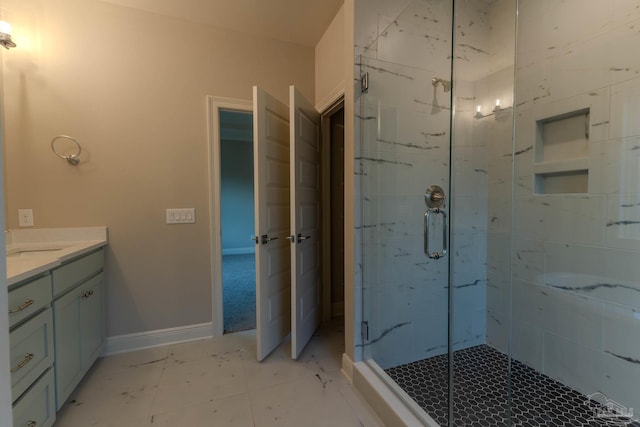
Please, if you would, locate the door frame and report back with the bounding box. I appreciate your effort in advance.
[207,96,253,337]
[207,93,345,335]
[319,95,345,322]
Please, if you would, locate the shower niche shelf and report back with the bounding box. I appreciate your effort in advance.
[533,108,590,194]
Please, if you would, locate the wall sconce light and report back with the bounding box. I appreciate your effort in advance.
[0,20,16,49]
[475,99,512,120]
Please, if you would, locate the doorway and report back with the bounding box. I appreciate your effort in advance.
[321,100,345,320]
[208,97,253,337]
[219,109,255,333]
[209,95,346,343]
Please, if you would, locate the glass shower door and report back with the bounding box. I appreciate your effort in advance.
[357,1,517,425]
[357,0,455,424]
[358,54,452,367]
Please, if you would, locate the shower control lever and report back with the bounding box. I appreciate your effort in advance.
[430,193,445,204]
[425,185,446,208]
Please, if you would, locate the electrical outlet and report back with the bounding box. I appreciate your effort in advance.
[18,209,34,227]
[166,208,195,224]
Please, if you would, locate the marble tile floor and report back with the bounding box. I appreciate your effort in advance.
[55,320,384,427]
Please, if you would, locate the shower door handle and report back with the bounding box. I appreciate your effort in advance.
[424,208,447,259]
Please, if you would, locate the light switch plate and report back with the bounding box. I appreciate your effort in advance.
[18,209,34,227]
[166,208,195,224]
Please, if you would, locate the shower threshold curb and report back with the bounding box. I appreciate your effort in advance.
[352,358,440,427]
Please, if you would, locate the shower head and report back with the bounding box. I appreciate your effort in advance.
[432,77,451,92]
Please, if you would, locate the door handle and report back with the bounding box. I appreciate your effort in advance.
[297,233,311,243]
[261,235,278,244]
[424,207,447,259]
[286,234,311,243]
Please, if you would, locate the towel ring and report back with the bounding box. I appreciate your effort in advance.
[51,135,82,165]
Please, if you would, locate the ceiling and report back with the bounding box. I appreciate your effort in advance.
[100,0,344,47]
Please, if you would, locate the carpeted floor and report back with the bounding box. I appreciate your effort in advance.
[222,253,256,333]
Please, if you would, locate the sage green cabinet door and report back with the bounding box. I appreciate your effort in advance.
[52,286,82,410]
[12,368,56,427]
[9,308,54,402]
[80,273,105,370]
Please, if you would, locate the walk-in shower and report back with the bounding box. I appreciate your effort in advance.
[356,0,640,425]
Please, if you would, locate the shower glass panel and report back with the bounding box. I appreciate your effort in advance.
[358,0,640,426]
[449,0,516,425]
[358,0,455,425]
[358,0,517,424]
[508,1,640,425]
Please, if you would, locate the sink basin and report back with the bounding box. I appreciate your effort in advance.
[7,247,69,258]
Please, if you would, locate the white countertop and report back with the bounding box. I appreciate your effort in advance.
[6,227,108,287]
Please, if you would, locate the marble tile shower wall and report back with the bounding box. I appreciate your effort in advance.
[355,0,492,369]
[487,0,640,413]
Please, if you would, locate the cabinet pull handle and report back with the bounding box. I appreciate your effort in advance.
[28,421,37,427]
[8,299,35,314]
[81,290,94,298]
[11,353,34,373]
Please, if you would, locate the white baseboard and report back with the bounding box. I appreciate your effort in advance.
[222,247,255,255]
[342,352,354,382]
[103,322,214,356]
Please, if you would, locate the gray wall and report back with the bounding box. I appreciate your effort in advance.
[2,0,315,337]
[221,138,255,253]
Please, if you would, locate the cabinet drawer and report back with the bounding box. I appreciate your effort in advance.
[12,369,56,427]
[8,275,52,329]
[10,308,54,402]
[52,249,104,297]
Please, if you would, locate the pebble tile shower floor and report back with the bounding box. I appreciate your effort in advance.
[386,345,639,427]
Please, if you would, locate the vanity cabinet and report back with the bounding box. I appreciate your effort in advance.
[51,249,105,410]
[12,369,56,427]
[8,275,52,329]
[8,274,56,427]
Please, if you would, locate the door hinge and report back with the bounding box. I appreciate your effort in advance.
[361,72,369,93]
[361,321,369,341]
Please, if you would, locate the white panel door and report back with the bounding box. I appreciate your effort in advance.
[289,86,322,359]
[253,86,291,362]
